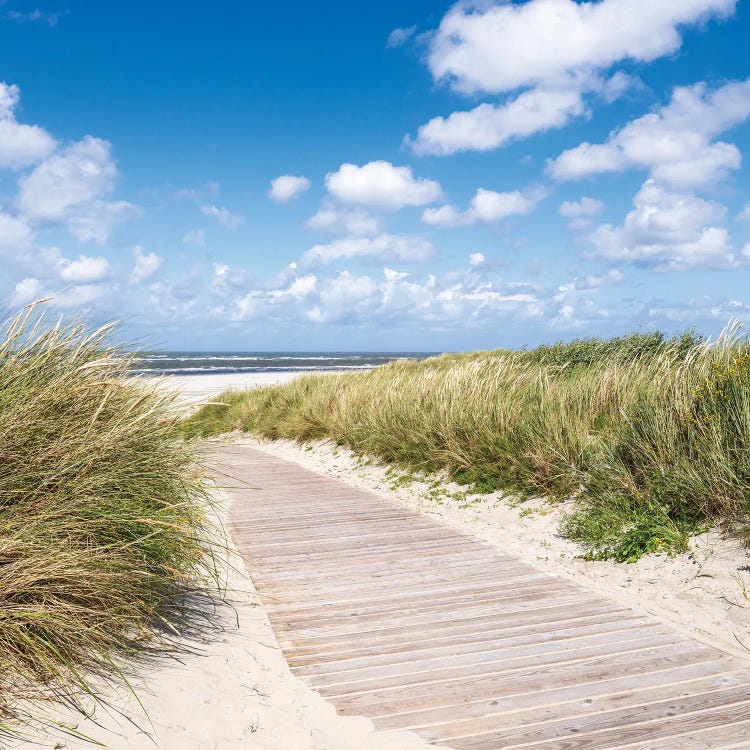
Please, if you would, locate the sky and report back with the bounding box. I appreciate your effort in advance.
[1,0,749,351]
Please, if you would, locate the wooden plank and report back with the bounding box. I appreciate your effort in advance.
[315,634,682,698]
[375,660,737,732]
[423,676,750,742]
[294,619,665,679]
[451,695,750,749]
[286,611,645,667]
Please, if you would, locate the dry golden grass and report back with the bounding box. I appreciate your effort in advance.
[0,304,218,740]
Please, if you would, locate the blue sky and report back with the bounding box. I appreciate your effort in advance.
[1,0,749,351]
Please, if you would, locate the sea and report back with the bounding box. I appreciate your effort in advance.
[130,352,439,377]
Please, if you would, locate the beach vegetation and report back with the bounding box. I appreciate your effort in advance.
[184,328,750,561]
[0,305,217,739]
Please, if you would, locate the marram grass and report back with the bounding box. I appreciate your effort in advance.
[0,305,217,738]
[185,329,750,561]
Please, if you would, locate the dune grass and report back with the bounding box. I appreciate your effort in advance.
[0,305,217,738]
[184,329,750,562]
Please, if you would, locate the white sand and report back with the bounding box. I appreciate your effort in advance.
[157,370,341,409]
[237,435,750,664]
[10,490,435,750]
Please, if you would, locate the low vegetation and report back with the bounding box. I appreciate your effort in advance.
[0,305,216,739]
[185,329,750,561]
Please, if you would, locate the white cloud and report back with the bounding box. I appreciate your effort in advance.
[647,296,750,325]
[15,136,137,243]
[130,247,162,285]
[6,8,69,26]
[302,233,435,266]
[305,206,379,236]
[325,161,442,208]
[66,200,140,243]
[10,273,114,310]
[0,212,33,255]
[183,228,206,246]
[228,273,318,321]
[211,262,250,296]
[557,269,624,294]
[11,277,44,306]
[269,174,311,202]
[469,252,485,267]
[387,25,417,48]
[410,0,734,156]
[200,204,244,229]
[57,255,110,284]
[549,79,750,186]
[422,187,543,227]
[587,179,749,271]
[410,87,586,156]
[427,0,736,95]
[559,197,604,218]
[737,205,750,222]
[17,136,118,221]
[0,82,57,169]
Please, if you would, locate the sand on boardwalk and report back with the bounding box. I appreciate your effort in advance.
[237,435,750,664]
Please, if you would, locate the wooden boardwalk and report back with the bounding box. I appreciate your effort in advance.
[219,445,750,749]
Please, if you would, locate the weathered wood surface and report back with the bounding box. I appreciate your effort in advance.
[219,445,750,749]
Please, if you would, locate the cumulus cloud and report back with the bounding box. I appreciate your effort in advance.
[57,255,110,284]
[548,79,750,186]
[18,137,117,222]
[422,187,544,227]
[305,206,380,236]
[268,174,311,202]
[410,87,586,156]
[221,264,547,328]
[427,0,735,95]
[325,161,441,208]
[0,82,57,169]
[200,204,244,229]
[409,0,735,155]
[11,277,44,306]
[130,247,162,285]
[301,233,435,266]
[386,25,417,48]
[586,179,749,271]
[559,197,604,218]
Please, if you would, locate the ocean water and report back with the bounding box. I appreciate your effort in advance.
[131,352,438,376]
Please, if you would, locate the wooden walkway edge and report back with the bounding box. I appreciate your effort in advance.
[219,445,750,750]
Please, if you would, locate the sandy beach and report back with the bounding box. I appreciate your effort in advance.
[159,370,340,408]
[11,371,750,748]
